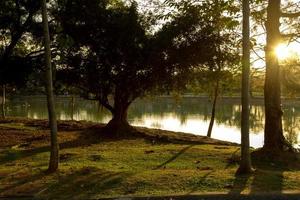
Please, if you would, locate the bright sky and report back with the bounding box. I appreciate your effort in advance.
[276,43,300,61]
[133,0,300,68]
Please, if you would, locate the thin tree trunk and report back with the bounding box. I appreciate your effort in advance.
[71,95,75,121]
[264,0,287,152]
[1,84,6,119]
[42,0,59,173]
[207,80,219,138]
[207,1,221,138]
[237,0,252,174]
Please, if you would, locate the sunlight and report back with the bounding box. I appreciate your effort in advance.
[275,43,290,61]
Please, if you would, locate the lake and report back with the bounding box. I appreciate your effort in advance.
[5,96,300,148]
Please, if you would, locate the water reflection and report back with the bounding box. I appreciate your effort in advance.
[6,96,300,148]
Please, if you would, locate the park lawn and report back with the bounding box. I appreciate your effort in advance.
[0,119,299,199]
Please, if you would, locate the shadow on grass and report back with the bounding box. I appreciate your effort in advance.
[40,167,131,199]
[228,151,300,195]
[0,127,111,166]
[0,167,131,199]
[0,170,46,196]
[249,157,285,194]
[187,171,214,195]
[228,174,251,195]
[153,145,194,170]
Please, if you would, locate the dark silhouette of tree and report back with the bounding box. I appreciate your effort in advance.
[0,0,41,118]
[56,0,220,136]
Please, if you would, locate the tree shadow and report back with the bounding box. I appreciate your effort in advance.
[0,167,130,199]
[186,171,214,195]
[0,170,47,197]
[249,157,285,194]
[228,151,300,195]
[42,167,129,199]
[228,174,251,195]
[153,145,194,170]
[251,150,300,193]
[0,127,115,166]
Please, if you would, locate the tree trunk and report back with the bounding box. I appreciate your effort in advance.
[207,80,219,138]
[104,90,134,137]
[71,95,75,121]
[42,0,59,173]
[263,0,287,152]
[1,85,6,119]
[237,0,252,174]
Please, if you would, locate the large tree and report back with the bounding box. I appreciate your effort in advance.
[56,0,220,136]
[264,0,285,152]
[263,0,300,153]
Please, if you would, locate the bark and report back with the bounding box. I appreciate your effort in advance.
[1,85,6,119]
[263,0,287,152]
[237,0,252,174]
[42,0,59,173]
[104,89,134,137]
[207,80,219,138]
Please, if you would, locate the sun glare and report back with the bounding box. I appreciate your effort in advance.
[275,44,290,61]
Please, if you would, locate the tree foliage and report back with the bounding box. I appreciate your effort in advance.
[0,0,42,87]
[55,0,221,134]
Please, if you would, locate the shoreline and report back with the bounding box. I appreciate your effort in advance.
[0,117,239,147]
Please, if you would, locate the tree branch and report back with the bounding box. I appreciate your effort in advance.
[281,33,300,40]
[281,11,300,18]
[83,92,115,113]
[98,98,115,113]
[1,11,35,62]
[25,49,45,58]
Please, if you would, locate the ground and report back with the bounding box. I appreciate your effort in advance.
[0,118,299,199]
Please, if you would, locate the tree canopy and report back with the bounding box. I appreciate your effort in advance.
[54,0,221,135]
[0,0,42,87]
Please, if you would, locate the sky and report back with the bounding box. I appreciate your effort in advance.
[133,0,300,69]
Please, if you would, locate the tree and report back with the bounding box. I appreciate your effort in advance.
[42,0,59,172]
[263,0,300,152]
[237,0,252,174]
[263,0,285,152]
[56,0,220,136]
[182,0,240,138]
[202,0,240,138]
[0,0,41,118]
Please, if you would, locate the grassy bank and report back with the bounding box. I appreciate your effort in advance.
[0,118,299,199]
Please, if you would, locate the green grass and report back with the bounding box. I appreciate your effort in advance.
[0,122,299,199]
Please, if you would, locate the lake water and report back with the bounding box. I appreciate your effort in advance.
[5,96,300,148]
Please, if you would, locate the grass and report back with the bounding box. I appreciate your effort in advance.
[0,118,299,199]
[0,123,37,131]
